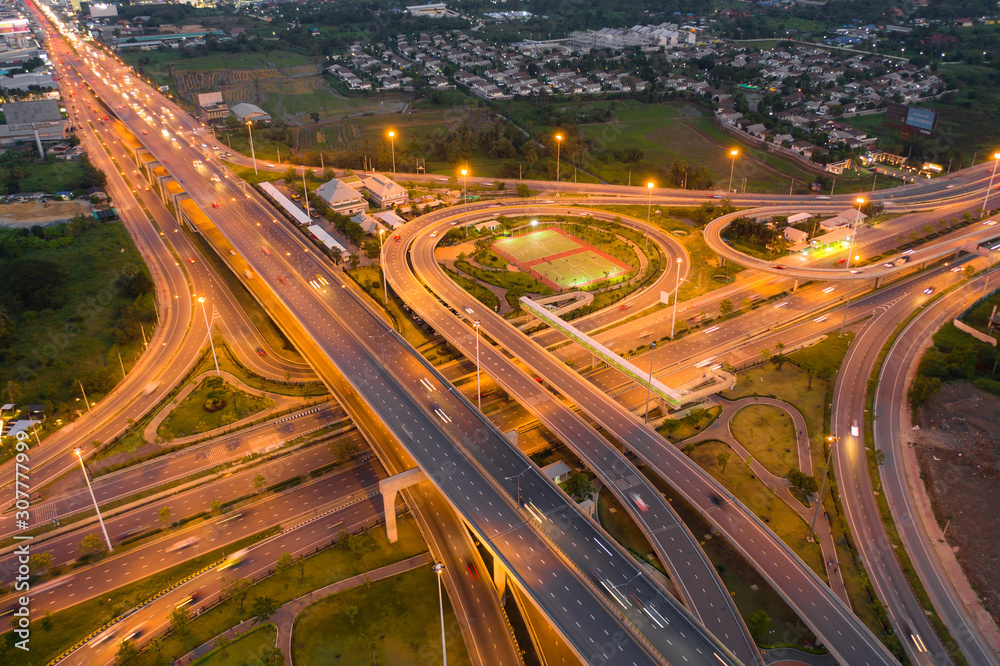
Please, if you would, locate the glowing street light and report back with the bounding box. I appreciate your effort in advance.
[379,228,388,306]
[728,149,739,193]
[474,320,481,410]
[246,120,257,175]
[669,257,683,338]
[840,197,866,336]
[461,167,469,234]
[75,448,113,552]
[645,181,654,252]
[554,133,563,195]
[982,151,1000,214]
[388,130,396,176]
[198,296,220,375]
[432,563,448,666]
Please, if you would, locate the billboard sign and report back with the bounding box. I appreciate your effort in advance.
[905,107,937,132]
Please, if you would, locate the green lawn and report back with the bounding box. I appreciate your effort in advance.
[125,50,315,74]
[658,405,722,443]
[292,567,471,666]
[685,440,825,579]
[125,518,428,666]
[156,375,273,441]
[18,160,88,193]
[194,624,276,666]
[597,487,665,575]
[454,259,554,295]
[730,405,798,479]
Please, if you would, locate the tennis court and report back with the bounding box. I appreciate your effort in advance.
[491,227,634,290]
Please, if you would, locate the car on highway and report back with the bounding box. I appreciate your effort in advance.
[120,624,145,643]
[211,175,220,182]
[394,234,400,241]
[850,269,861,274]
[895,257,908,265]
[175,592,201,608]
[773,264,785,270]
[883,262,894,268]
[211,202,219,208]
[165,536,200,553]
[984,219,998,226]
[256,347,266,356]
[466,563,480,579]
[218,548,249,571]
[278,275,287,283]
[851,420,859,437]
[630,493,649,512]
[923,287,935,294]
[187,257,195,263]
[430,231,438,238]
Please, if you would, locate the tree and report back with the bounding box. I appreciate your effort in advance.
[254,473,267,492]
[158,506,172,526]
[871,448,885,467]
[516,183,530,198]
[169,606,190,634]
[719,298,733,316]
[29,550,54,577]
[215,634,231,656]
[746,609,771,642]
[772,341,787,371]
[786,469,818,494]
[222,576,253,612]
[759,348,771,364]
[343,604,359,625]
[563,473,595,501]
[250,595,278,624]
[116,639,139,664]
[260,647,284,666]
[274,552,295,578]
[78,533,104,556]
[211,500,222,515]
[963,264,976,279]
[310,111,320,124]
[716,452,731,473]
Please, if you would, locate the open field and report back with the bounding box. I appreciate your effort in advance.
[194,624,276,666]
[730,404,798,478]
[18,160,90,193]
[125,50,316,75]
[292,566,470,666]
[156,375,274,440]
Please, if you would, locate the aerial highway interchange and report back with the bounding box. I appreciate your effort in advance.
[5,2,1000,664]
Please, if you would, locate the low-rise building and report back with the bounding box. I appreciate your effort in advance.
[196,91,230,124]
[0,99,67,147]
[362,173,408,208]
[315,178,368,216]
[230,102,271,124]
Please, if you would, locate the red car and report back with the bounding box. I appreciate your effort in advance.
[187,257,195,263]
[394,234,401,241]
[211,203,220,208]
[278,275,287,284]
[255,347,266,356]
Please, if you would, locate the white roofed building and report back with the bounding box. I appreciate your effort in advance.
[316,178,368,217]
[362,173,408,208]
[230,103,271,124]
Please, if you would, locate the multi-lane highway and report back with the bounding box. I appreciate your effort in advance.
[37,18,749,666]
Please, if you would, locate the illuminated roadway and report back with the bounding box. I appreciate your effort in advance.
[392,203,904,666]
[41,20,747,666]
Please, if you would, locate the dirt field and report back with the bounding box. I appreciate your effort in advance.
[914,381,1000,624]
[0,200,91,228]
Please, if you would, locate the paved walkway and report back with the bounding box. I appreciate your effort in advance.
[143,370,310,445]
[175,553,432,666]
[763,646,839,665]
[685,396,849,605]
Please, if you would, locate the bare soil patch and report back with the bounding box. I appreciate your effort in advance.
[0,200,91,227]
[914,381,1000,624]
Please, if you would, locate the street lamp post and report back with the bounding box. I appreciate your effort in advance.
[379,228,389,306]
[474,320,481,411]
[983,151,1000,215]
[505,466,531,505]
[554,133,563,196]
[246,120,257,176]
[432,563,447,666]
[645,181,654,252]
[669,257,683,338]
[75,448,113,552]
[728,149,739,193]
[644,341,657,423]
[198,297,220,375]
[839,197,865,336]
[388,130,396,177]
[810,436,838,542]
[461,168,469,235]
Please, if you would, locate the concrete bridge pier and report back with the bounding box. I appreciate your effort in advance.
[378,467,427,542]
[493,556,507,602]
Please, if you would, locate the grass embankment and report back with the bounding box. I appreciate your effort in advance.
[597,488,666,576]
[729,405,797,479]
[0,530,276,666]
[685,439,825,578]
[121,518,427,666]
[193,624,276,666]
[657,405,722,443]
[156,375,274,441]
[637,467,820,649]
[292,566,471,666]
